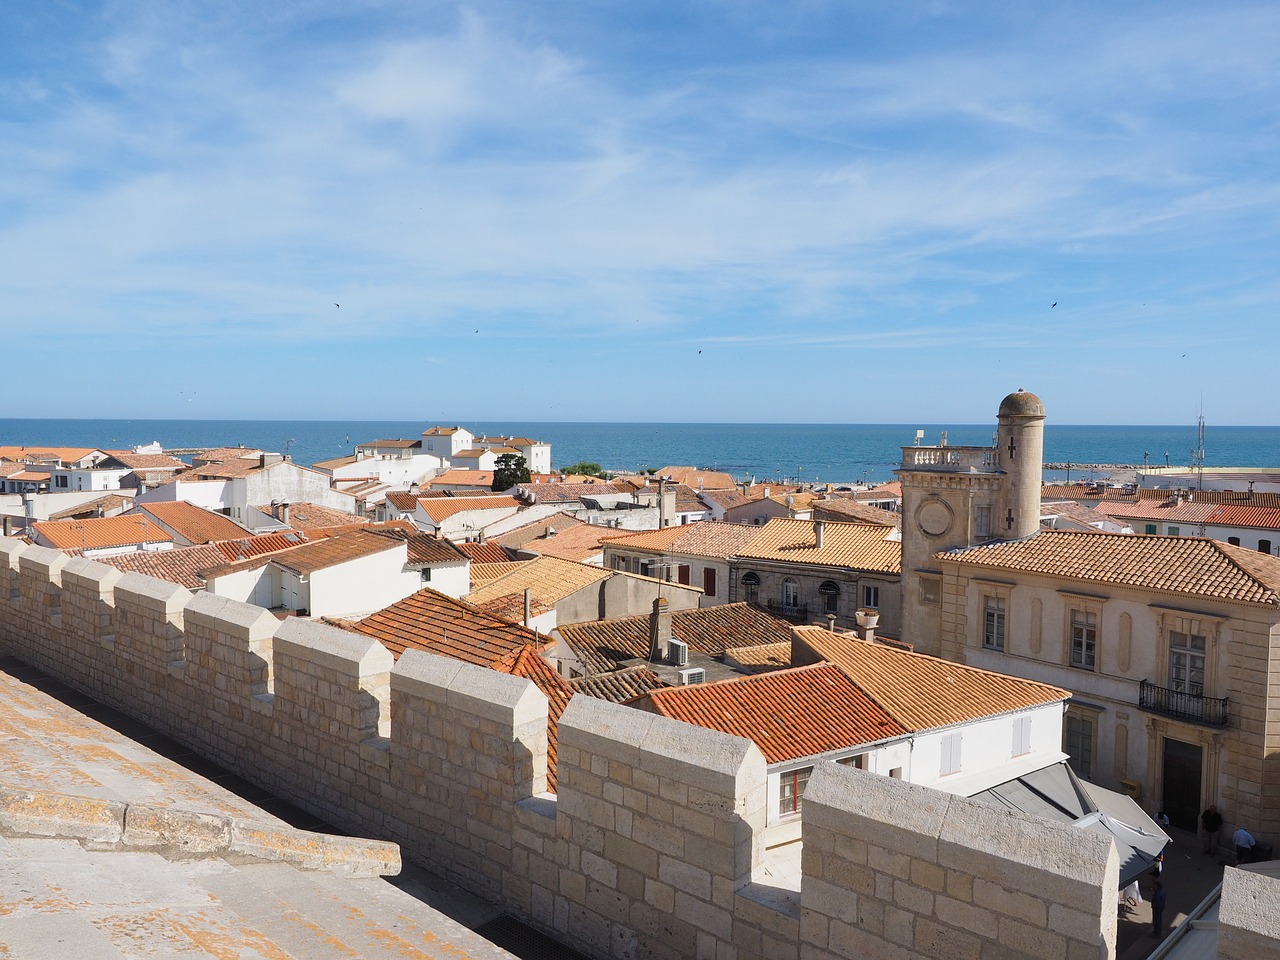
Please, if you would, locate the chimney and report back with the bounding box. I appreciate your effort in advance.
[524,588,532,627]
[814,520,825,548]
[763,487,771,499]
[280,502,291,526]
[827,612,837,632]
[855,607,880,644]
[649,596,672,661]
[478,529,486,545]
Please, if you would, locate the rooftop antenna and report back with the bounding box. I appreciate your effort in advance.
[1193,403,1206,494]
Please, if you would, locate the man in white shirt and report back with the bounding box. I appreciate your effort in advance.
[1233,825,1255,864]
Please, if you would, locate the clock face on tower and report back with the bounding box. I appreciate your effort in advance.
[916,498,953,537]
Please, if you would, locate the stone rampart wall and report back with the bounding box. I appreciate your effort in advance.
[0,537,1119,959]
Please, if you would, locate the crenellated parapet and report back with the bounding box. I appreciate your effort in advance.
[0,535,1126,959]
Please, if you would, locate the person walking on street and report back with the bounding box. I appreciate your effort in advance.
[1234,825,1255,864]
[1151,880,1166,938]
[1201,804,1223,855]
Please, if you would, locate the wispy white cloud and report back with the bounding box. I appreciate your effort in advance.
[1,2,1278,421]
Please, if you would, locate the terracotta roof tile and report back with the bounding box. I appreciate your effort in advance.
[811,499,902,527]
[941,530,1280,604]
[493,513,587,548]
[47,494,132,521]
[33,515,173,551]
[512,523,620,562]
[605,521,764,559]
[653,466,737,490]
[631,663,908,764]
[350,587,543,666]
[96,544,228,588]
[721,641,794,674]
[466,555,611,609]
[557,602,796,674]
[470,561,531,585]
[427,469,496,488]
[366,528,469,565]
[255,501,362,530]
[416,495,519,524]
[384,491,420,511]
[136,501,250,544]
[793,627,1069,732]
[566,666,669,702]
[735,517,901,573]
[202,529,399,579]
[456,541,513,564]
[492,644,570,792]
[0,446,103,465]
[524,482,621,504]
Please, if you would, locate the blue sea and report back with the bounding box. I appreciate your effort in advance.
[2,419,1278,486]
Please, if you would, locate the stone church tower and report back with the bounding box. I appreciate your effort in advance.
[896,389,1046,654]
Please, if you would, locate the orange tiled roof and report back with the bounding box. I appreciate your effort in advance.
[416,495,519,524]
[32,515,173,551]
[811,499,902,527]
[367,528,469,566]
[427,469,496,488]
[47,494,132,521]
[350,587,542,665]
[470,560,531,585]
[211,532,309,562]
[202,529,399,579]
[793,626,1069,732]
[855,482,901,501]
[101,453,186,471]
[255,501,362,530]
[493,512,587,548]
[940,530,1280,604]
[384,491,421,512]
[96,544,229,588]
[136,501,249,545]
[605,521,764,559]
[512,523,621,562]
[722,641,793,674]
[631,663,908,764]
[653,466,737,490]
[567,666,668,703]
[557,602,797,674]
[0,446,103,465]
[466,555,611,609]
[735,518,901,573]
[312,454,360,470]
[455,541,513,564]
[525,482,620,504]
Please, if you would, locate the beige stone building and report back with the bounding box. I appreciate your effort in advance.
[897,390,1280,845]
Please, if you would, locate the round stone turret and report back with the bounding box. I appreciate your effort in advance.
[998,388,1046,418]
[996,388,1046,540]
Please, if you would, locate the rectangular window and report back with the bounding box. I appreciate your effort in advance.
[1065,714,1094,780]
[677,564,690,585]
[783,580,799,608]
[862,586,879,608]
[976,504,992,538]
[55,475,68,488]
[920,578,940,605]
[703,567,716,597]
[1145,524,1158,535]
[1070,610,1097,670]
[941,732,962,776]
[1261,540,1273,555]
[778,766,812,816]
[983,596,1006,651]
[1168,526,1180,536]
[838,754,866,770]
[1012,716,1031,756]
[420,568,432,583]
[1169,631,1206,696]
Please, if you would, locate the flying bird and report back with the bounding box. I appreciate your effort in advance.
[1051,302,1057,308]
[334,303,340,308]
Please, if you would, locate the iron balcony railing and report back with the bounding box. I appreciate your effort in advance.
[764,599,809,621]
[1138,679,1230,727]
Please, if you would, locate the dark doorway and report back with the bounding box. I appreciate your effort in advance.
[1162,737,1202,831]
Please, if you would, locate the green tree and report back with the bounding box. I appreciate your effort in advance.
[558,460,610,479]
[492,453,532,491]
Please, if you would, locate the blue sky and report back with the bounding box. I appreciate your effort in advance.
[4,2,1279,424]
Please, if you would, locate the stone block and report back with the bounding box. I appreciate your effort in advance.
[1219,867,1280,960]
[115,571,192,614]
[0,785,123,844]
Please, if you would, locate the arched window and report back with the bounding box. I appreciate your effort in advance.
[782,578,799,609]
[819,581,840,614]
[741,572,760,604]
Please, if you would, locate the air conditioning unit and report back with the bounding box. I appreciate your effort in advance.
[668,638,689,667]
[679,667,705,685]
